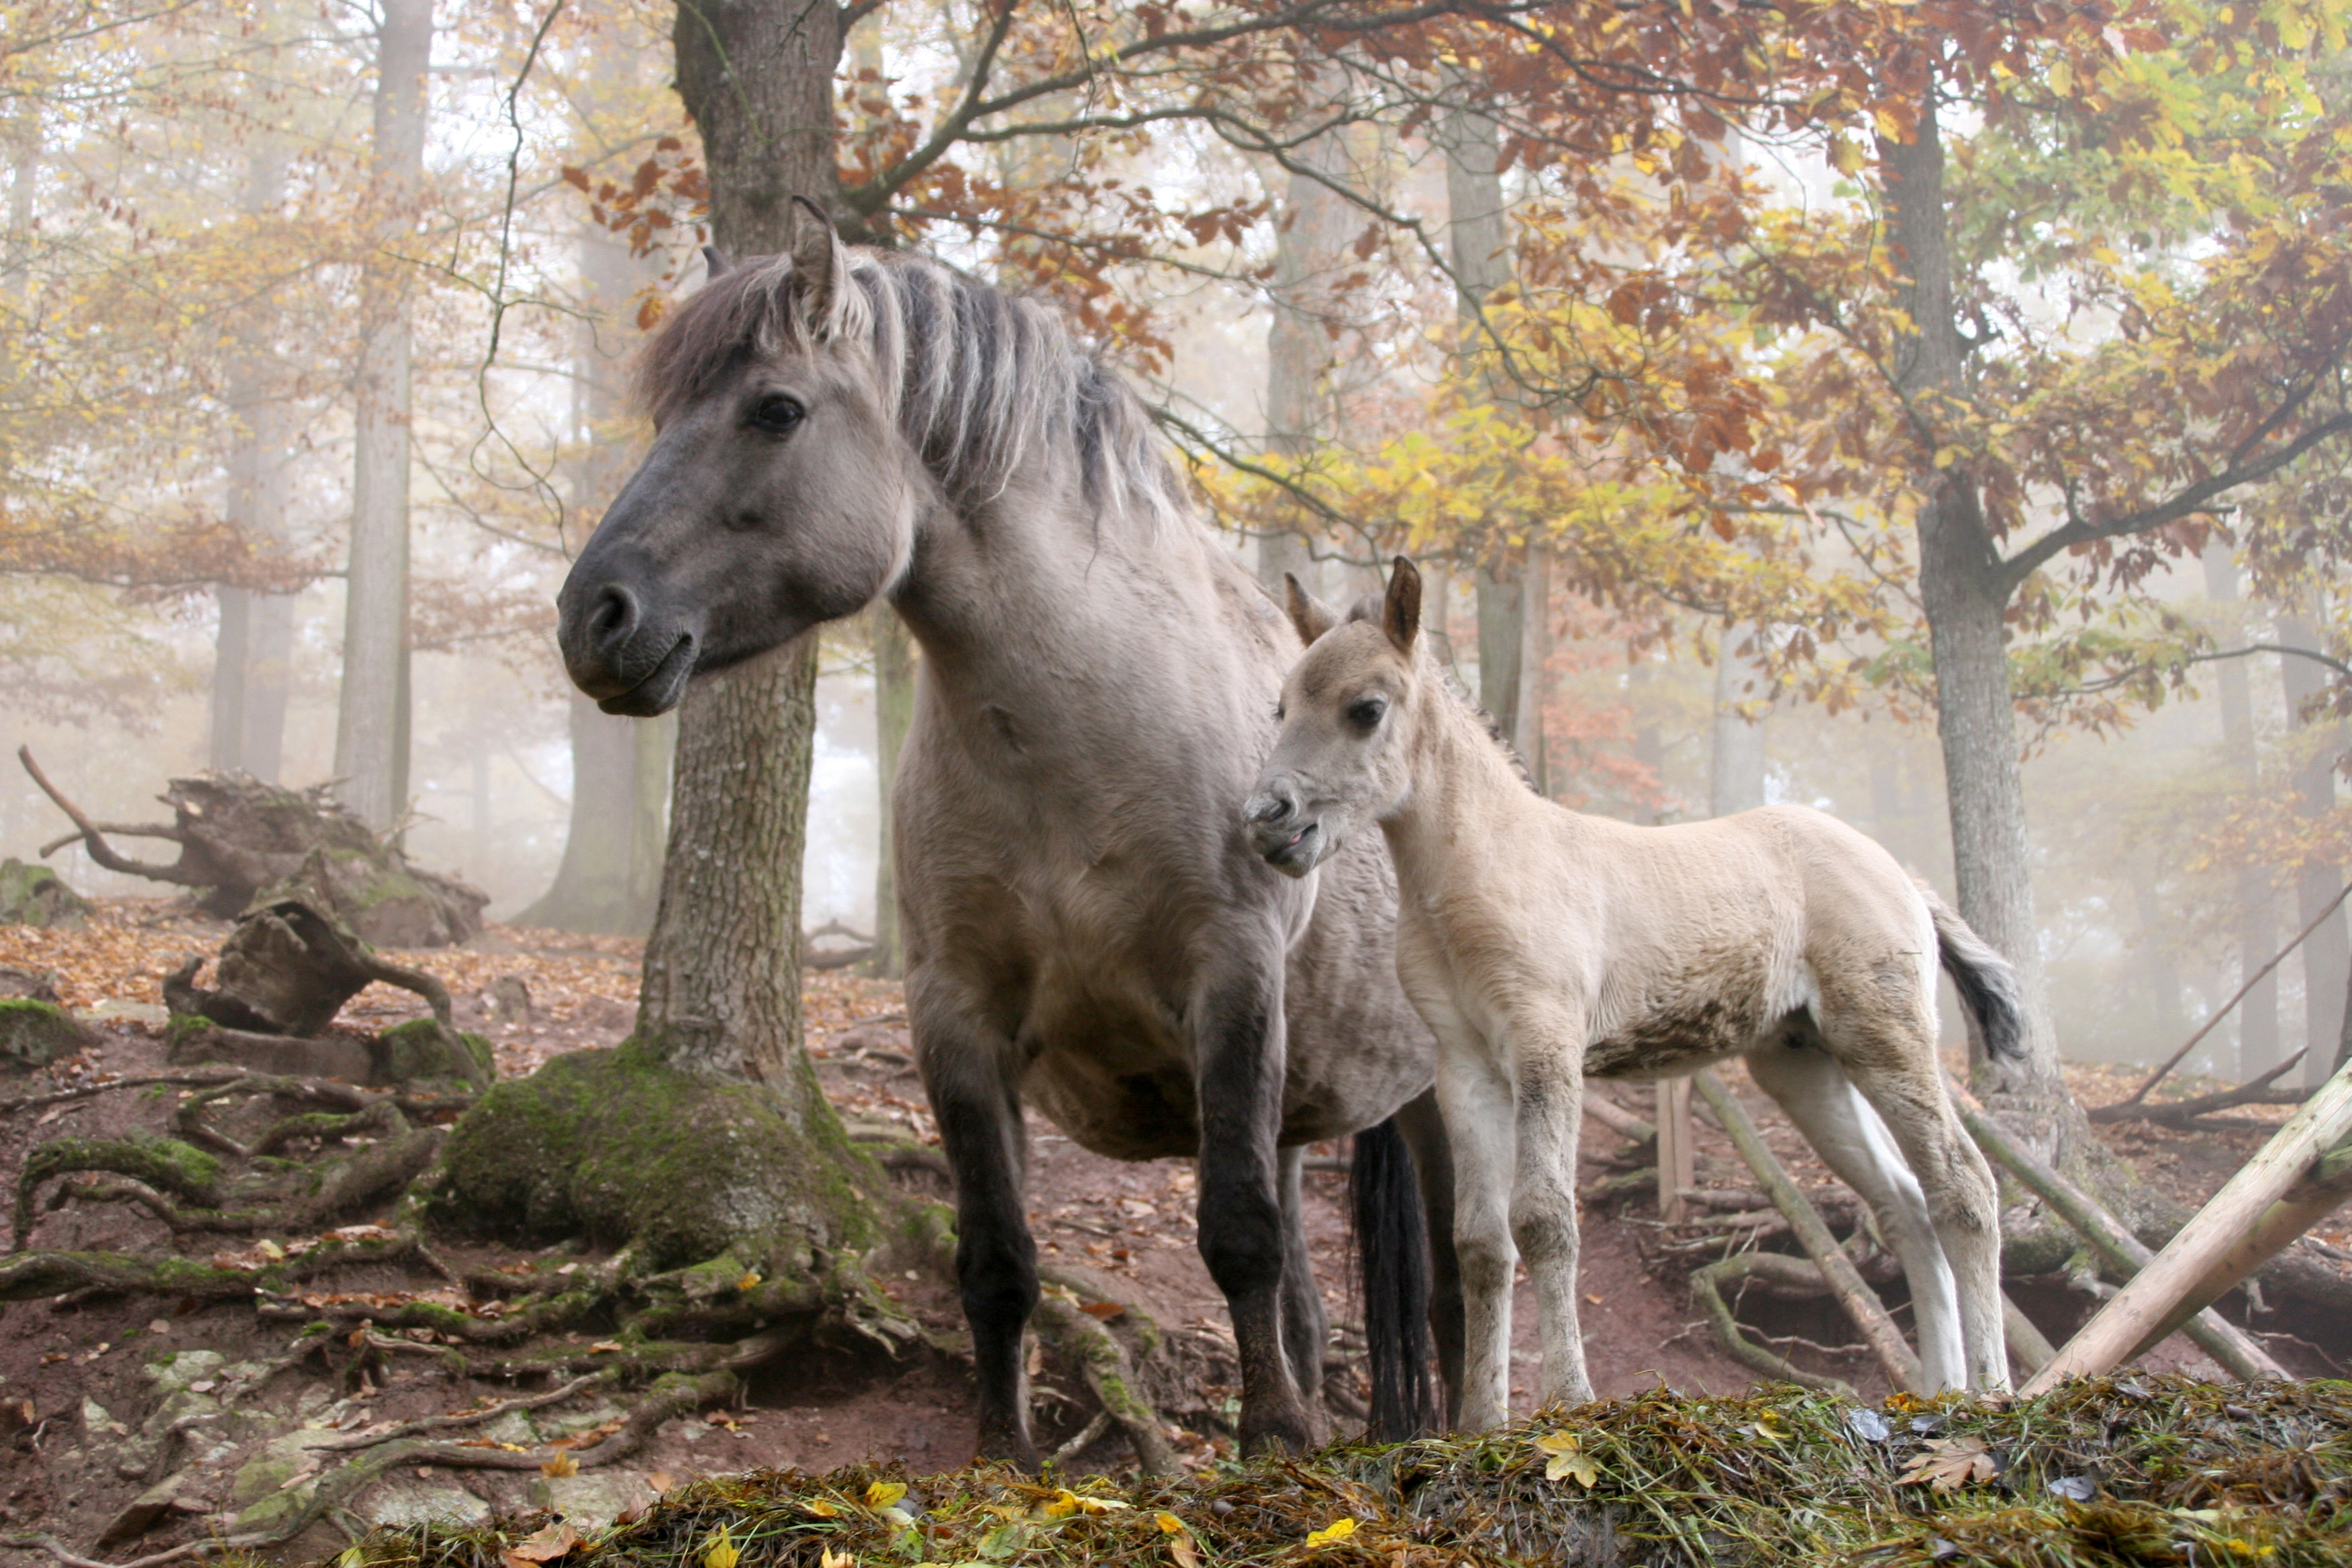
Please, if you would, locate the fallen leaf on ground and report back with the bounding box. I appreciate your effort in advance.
[866,1481,908,1510]
[1534,1430,1598,1485]
[704,1526,739,1568]
[1304,1518,1357,1547]
[1898,1436,1998,1493]
[539,1452,579,1477]
[503,1522,581,1566]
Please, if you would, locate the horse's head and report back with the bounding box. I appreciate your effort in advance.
[1246,557,1426,876]
[556,201,919,715]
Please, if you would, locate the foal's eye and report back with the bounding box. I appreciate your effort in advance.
[750,393,805,433]
[1346,697,1387,730]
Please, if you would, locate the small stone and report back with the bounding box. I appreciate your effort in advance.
[363,1482,493,1531]
[533,1471,652,1530]
[95,1475,185,1549]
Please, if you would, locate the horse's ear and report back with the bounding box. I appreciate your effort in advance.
[1283,572,1338,646]
[1382,556,1422,655]
[701,244,732,279]
[788,195,851,339]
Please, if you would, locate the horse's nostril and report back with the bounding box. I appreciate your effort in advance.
[589,584,639,648]
[1254,793,1294,825]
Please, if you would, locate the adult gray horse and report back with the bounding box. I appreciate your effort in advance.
[554,201,1457,1463]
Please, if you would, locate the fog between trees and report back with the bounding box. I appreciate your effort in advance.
[3,0,2348,1102]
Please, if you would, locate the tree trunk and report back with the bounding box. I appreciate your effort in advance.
[212,146,294,781]
[647,0,840,1081]
[1259,127,1354,593]
[1517,547,1550,793]
[1879,93,2067,1126]
[2203,541,2277,1076]
[870,605,913,977]
[333,0,431,832]
[1438,91,1528,752]
[2278,609,2348,1085]
[1710,624,1768,818]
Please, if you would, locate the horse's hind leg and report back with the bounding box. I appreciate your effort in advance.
[1277,1144,1328,1406]
[1745,1038,1963,1391]
[1811,1004,2009,1393]
[911,969,1041,1467]
[1434,1024,1520,1430]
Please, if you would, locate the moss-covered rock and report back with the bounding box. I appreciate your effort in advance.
[0,857,90,929]
[426,1044,881,1274]
[373,1018,493,1090]
[0,997,97,1071]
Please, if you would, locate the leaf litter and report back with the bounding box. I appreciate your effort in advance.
[323,1375,2352,1568]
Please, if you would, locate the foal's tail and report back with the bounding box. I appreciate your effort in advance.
[1350,1116,1435,1440]
[1918,883,2028,1062]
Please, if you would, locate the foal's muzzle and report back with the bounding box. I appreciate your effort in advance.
[1246,782,1322,877]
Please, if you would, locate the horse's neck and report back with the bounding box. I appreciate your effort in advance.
[1383,679,1563,895]
[891,475,1260,700]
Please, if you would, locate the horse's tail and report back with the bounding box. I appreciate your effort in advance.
[1350,1115,1435,1440]
[1918,882,2028,1062]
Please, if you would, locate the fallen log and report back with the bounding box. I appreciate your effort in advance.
[2023,1052,2352,1393]
[2089,1049,2310,1127]
[1947,1082,2285,1382]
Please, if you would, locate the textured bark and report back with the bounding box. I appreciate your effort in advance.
[1710,624,1768,818]
[870,605,913,977]
[2279,610,2349,1083]
[2203,542,2277,1075]
[333,0,432,832]
[1880,97,2065,1113]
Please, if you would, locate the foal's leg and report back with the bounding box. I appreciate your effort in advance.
[1395,1087,1466,1426]
[1276,1144,1328,1406]
[1745,1040,1963,1391]
[1433,1020,1519,1430]
[1825,1028,2010,1393]
[1193,953,1320,1454]
[910,967,1040,1466]
[1504,1008,1595,1409]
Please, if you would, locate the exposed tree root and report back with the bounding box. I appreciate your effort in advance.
[1688,1251,1858,1397]
[1033,1284,1179,1478]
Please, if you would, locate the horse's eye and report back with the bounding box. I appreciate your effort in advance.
[751,393,805,433]
[1273,702,1285,722]
[1347,697,1386,730]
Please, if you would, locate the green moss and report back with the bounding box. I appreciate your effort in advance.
[166,1014,215,1050]
[374,1019,493,1089]
[0,856,91,928]
[15,1134,222,1238]
[428,1044,882,1275]
[0,997,91,1070]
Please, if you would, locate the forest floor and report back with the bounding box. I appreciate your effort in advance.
[0,900,2346,1566]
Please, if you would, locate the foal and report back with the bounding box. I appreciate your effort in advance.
[1246,559,2019,1425]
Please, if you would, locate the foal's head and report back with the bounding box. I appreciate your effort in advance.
[556,201,920,715]
[1246,558,1427,877]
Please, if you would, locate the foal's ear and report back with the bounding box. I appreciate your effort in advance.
[788,195,852,340]
[701,244,733,280]
[1283,572,1338,646]
[1382,556,1422,655]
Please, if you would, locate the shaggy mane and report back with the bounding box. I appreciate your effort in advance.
[635,248,1184,527]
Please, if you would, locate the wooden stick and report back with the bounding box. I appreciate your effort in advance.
[2088,1050,2308,1126]
[1583,1090,1656,1146]
[1692,1070,1922,1392]
[2111,884,2352,1110]
[2124,1134,2352,1359]
[1947,1083,2285,1382]
[1656,1077,1694,1222]
[2019,1055,2352,1395]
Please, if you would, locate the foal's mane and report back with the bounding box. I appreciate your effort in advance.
[1338,593,1539,794]
[637,248,1185,529]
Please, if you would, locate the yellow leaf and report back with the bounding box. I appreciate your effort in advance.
[1752,1412,1788,1445]
[1044,1489,1129,1516]
[1534,1430,1598,1485]
[821,1549,854,1568]
[705,1528,740,1568]
[1156,1514,1186,1534]
[736,1271,763,1292]
[539,1453,579,1478]
[804,1500,841,1518]
[1304,1518,1357,1547]
[866,1481,908,1510]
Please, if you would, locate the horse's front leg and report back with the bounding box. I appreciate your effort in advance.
[1192,952,1320,1455]
[1506,1003,1595,1408]
[1432,1013,1518,1430]
[910,966,1040,1467]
